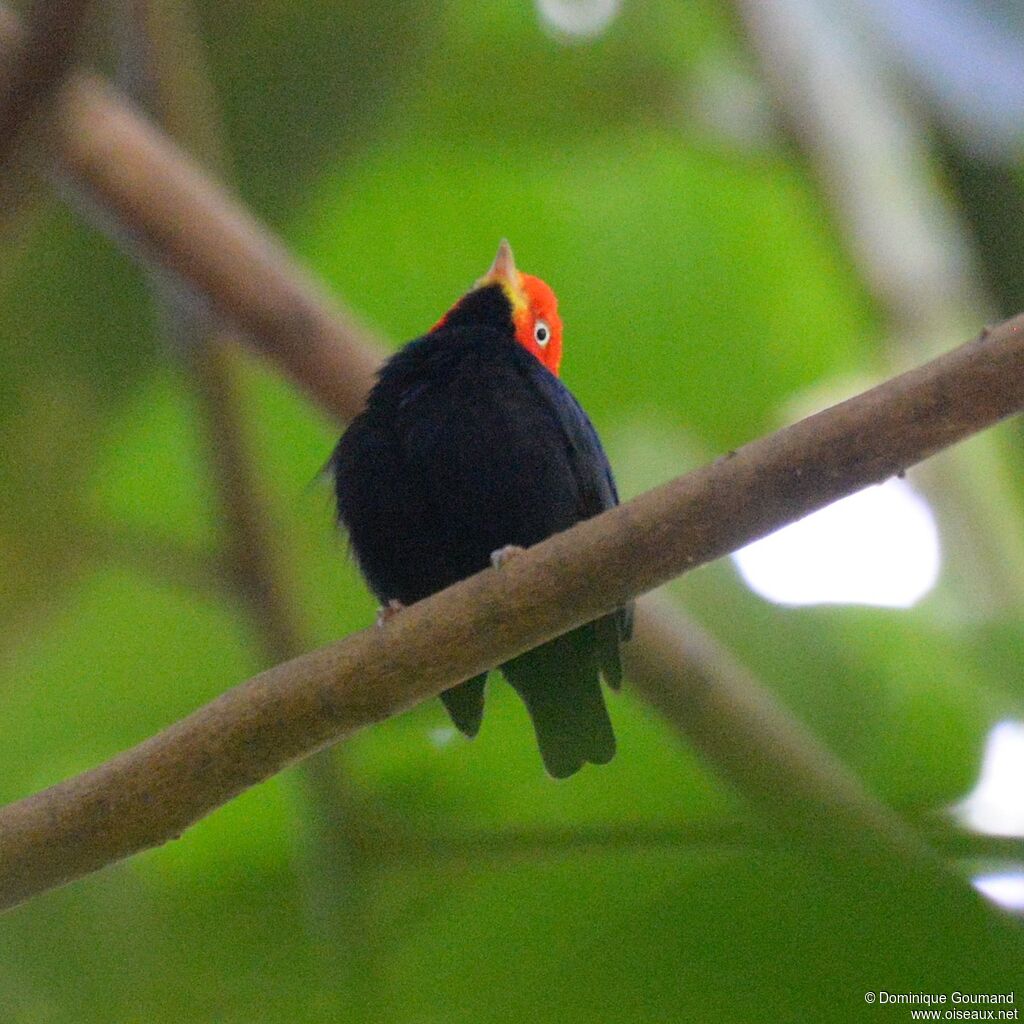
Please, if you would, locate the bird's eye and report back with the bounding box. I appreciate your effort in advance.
[534,321,551,347]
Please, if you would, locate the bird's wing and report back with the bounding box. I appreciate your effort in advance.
[522,359,620,519]
[524,359,634,653]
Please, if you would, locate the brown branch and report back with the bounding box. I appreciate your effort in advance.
[393,820,762,863]
[0,0,94,167]
[0,0,385,416]
[86,523,230,597]
[731,0,984,336]
[626,596,924,865]
[114,0,309,668]
[56,72,383,415]
[0,0,1009,920]
[377,818,1024,865]
[1,312,1023,909]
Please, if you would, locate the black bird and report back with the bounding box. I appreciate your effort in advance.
[329,240,630,777]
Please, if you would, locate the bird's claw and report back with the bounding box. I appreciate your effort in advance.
[376,599,405,627]
[490,544,525,569]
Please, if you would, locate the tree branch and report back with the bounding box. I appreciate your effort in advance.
[1,0,381,414]
[113,0,311,669]
[86,524,230,598]
[374,818,1024,865]
[0,312,1023,909]
[55,67,384,416]
[626,596,926,865]
[0,0,94,167]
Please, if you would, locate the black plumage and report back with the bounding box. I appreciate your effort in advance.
[329,258,629,777]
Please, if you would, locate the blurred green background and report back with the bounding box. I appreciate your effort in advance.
[1,0,1023,1021]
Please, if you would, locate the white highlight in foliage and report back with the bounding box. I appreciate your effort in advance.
[732,478,940,608]
[428,726,458,748]
[535,0,621,40]
[973,872,1024,913]
[953,720,1024,837]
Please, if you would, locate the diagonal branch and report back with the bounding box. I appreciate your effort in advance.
[0,0,94,167]
[55,67,384,415]
[626,595,922,866]
[369,818,1024,864]
[0,311,1023,910]
[0,0,380,413]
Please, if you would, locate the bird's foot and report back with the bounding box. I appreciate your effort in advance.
[490,544,525,569]
[376,599,405,628]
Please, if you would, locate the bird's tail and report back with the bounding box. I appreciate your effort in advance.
[502,625,616,779]
[440,673,487,737]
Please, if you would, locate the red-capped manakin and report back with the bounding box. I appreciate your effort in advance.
[329,241,631,777]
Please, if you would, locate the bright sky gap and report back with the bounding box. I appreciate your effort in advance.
[953,720,1024,838]
[732,479,941,608]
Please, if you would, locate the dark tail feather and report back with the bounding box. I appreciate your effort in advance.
[619,600,635,641]
[440,673,487,737]
[502,627,616,778]
[594,613,624,690]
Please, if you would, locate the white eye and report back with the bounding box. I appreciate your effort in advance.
[534,320,551,347]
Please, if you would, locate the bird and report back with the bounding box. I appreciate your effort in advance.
[329,240,630,777]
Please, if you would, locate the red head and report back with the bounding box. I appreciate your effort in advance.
[479,240,563,376]
[433,241,564,376]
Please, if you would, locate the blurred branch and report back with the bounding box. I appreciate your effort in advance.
[189,341,362,944]
[0,0,94,178]
[113,0,305,673]
[87,524,229,597]
[732,0,1024,610]
[30,74,384,398]
[384,818,1023,865]
[626,594,918,867]
[395,820,761,862]
[117,0,358,946]
[732,0,983,339]
[187,346,317,655]
[4,24,386,415]
[2,311,1024,909]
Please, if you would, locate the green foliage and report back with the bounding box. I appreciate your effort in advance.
[0,2,1020,1022]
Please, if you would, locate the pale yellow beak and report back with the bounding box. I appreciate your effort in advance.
[483,238,520,288]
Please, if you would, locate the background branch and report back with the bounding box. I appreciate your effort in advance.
[0,0,94,184]
[374,818,1023,865]
[54,65,383,414]
[626,595,921,866]
[732,0,1024,610]
[115,0,359,950]
[0,310,1023,909]
[86,523,229,597]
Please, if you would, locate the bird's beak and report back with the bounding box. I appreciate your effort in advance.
[484,238,520,288]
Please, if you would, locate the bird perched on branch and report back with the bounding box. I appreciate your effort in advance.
[329,240,630,777]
